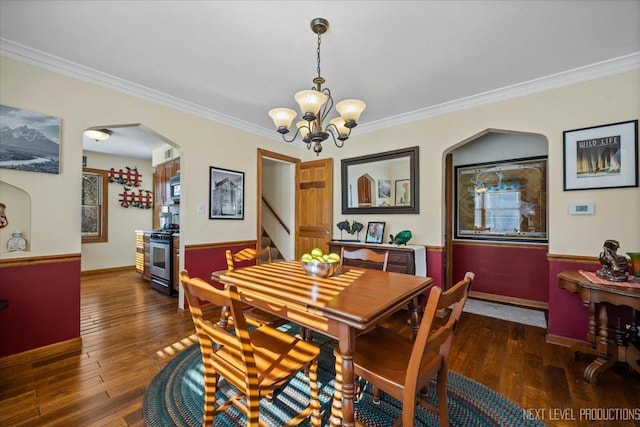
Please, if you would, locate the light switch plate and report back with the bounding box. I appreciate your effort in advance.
[197,202,205,214]
[569,202,594,215]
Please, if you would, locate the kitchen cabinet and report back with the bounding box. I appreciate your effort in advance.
[135,231,151,281]
[152,158,180,229]
[328,241,424,275]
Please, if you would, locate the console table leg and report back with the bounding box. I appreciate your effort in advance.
[583,303,619,385]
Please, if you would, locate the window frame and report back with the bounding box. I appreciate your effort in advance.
[82,168,109,243]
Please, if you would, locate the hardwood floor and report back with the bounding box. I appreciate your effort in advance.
[1,269,638,426]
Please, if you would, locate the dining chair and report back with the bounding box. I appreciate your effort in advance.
[224,247,287,328]
[332,272,474,427]
[180,270,322,427]
[340,247,389,271]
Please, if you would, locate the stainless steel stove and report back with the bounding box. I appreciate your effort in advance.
[149,229,178,295]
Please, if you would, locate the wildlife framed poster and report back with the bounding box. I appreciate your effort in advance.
[563,120,638,191]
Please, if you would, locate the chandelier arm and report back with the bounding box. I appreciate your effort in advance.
[280,125,304,143]
[319,88,333,125]
[326,126,346,148]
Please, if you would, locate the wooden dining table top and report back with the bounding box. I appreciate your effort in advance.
[211,260,433,332]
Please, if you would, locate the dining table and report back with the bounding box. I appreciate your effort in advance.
[211,260,433,426]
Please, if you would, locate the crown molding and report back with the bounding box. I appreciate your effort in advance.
[358,52,640,135]
[0,38,277,140]
[2,38,638,139]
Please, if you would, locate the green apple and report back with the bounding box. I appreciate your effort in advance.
[327,252,340,262]
[310,247,323,258]
[300,253,313,262]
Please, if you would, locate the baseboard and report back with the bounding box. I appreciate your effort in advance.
[81,265,136,276]
[546,333,590,348]
[0,336,82,369]
[468,290,548,310]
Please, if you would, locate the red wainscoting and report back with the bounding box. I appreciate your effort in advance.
[0,257,81,358]
[426,248,444,288]
[452,242,549,303]
[548,258,633,341]
[184,242,257,289]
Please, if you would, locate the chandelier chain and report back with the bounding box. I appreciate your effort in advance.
[316,32,322,80]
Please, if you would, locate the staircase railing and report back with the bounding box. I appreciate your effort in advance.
[262,196,290,235]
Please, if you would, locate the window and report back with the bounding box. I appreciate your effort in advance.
[455,157,547,242]
[82,168,108,243]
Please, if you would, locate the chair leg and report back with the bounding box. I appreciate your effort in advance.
[308,360,321,427]
[202,371,218,427]
[436,368,449,427]
[246,390,260,427]
[330,348,343,426]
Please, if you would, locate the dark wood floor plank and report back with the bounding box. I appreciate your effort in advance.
[0,269,639,426]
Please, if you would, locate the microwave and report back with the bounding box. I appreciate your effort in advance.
[169,175,180,202]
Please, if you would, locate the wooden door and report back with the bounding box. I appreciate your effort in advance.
[297,158,333,258]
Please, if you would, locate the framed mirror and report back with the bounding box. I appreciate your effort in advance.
[341,146,419,214]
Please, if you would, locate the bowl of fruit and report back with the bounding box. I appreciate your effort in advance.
[300,248,341,278]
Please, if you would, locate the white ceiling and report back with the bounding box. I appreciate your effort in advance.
[1,1,639,160]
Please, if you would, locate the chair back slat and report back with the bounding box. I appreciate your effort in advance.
[226,247,272,271]
[407,272,473,384]
[180,271,259,391]
[340,247,389,271]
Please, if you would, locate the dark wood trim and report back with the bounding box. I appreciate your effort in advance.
[0,253,81,268]
[184,240,257,252]
[468,290,549,310]
[0,337,82,370]
[81,265,136,276]
[547,253,599,264]
[546,333,589,349]
[453,240,549,250]
[445,153,453,289]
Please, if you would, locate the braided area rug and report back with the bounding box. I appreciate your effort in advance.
[143,326,544,427]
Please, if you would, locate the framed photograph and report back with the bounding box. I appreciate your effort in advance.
[563,120,638,191]
[378,179,391,198]
[365,221,385,244]
[455,156,547,242]
[395,179,410,206]
[209,166,244,220]
[0,104,61,174]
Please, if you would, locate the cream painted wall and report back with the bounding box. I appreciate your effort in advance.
[1,56,638,263]
[80,151,155,271]
[314,71,640,256]
[0,181,31,253]
[0,57,302,263]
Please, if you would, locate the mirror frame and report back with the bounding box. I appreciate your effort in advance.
[341,146,419,214]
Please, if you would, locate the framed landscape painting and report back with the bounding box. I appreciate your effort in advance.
[0,105,61,174]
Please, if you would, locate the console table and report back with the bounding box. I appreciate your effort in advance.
[558,270,640,385]
[328,241,426,276]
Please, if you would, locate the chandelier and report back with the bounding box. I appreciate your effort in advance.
[268,18,366,155]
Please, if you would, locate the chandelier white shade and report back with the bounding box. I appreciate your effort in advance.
[268,18,366,155]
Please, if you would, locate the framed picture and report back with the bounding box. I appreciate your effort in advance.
[455,156,547,242]
[365,221,385,244]
[0,104,61,174]
[209,166,244,220]
[395,179,410,206]
[563,120,638,191]
[378,179,391,198]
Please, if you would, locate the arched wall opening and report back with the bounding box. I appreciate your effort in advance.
[443,129,549,307]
